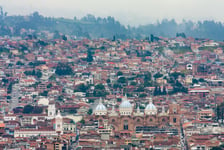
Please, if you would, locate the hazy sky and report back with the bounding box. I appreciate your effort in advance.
[0,0,223,26]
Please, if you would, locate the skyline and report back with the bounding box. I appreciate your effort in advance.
[0,0,224,26]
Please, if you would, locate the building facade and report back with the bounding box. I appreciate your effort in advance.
[92,96,180,135]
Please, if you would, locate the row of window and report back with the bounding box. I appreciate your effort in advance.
[110,118,173,123]
[64,128,75,131]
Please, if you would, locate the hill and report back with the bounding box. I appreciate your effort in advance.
[1,7,224,41]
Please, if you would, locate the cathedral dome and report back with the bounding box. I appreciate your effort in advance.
[94,98,107,115]
[119,94,132,109]
[95,103,107,111]
[145,102,157,111]
[145,97,157,115]
[120,100,132,108]
[119,94,133,115]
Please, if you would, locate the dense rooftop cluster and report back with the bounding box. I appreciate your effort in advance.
[0,34,224,149]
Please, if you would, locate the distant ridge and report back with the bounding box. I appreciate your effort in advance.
[1,7,224,41]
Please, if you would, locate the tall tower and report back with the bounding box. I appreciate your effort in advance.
[48,102,56,119]
[169,103,180,126]
[55,110,63,135]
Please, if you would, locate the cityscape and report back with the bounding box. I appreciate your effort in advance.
[0,1,224,150]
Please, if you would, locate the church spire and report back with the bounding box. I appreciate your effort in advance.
[137,104,140,113]
[162,106,165,113]
[99,97,103,104]
[56,110,62,118]
[149,97,153,104]
[112,105,115,112]
[122,94,128,101]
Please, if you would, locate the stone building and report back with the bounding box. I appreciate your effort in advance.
[92,95,180,136]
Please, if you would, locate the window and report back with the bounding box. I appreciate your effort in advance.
[162,118,166,122]
[137,119,140,123]
[123,120,128,130]
[173,118,177,123]
[149,118,153,122]
[112,119,115,123]
[173,108,177,114]
[140,140,145,144]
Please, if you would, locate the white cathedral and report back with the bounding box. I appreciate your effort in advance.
[94,95,159,116]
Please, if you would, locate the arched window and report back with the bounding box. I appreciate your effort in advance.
[149,118,153,122]
[137,119,140,123]
[162,118,166,122]
[123,120,128,130]
[173,118,177,123]
[112,119,115,123]
[173,108,177,114]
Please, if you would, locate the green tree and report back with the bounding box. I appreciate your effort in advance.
[210,147,222,150]
[116,71,123,76]
[153,86,158,96]
[162,86,167,95]
[198,78,205,82]
[16,61,24,66]
[113,83,121,89]
[58,95,64,101]
[217,103,224,121]
[106,79,111,84]
[80,119,85,125]
[47,83,52,89]
[117,77,126,84]
[40,91,48,97]
[55,63,73,76]
[144,72,152,81]
[192,78,198,84]
[170,72,184,80]
[36,70,42,78]
[153,86,162,96]
[74,84,88,92]
[93,84,108,97]
[139,93,147,98]
[33,106,43,114]
[87,108,93,115]
[23,105,34,114]
[153,72,163,79]
[62,34,67,41]
[130,81,137,86]
[117,98,122,102]
[87,49,93,62]
[95,84,105,90]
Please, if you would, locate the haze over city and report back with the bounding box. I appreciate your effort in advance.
[0,0,224,26]
[1,1,224,150]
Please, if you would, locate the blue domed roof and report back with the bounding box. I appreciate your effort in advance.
[145,97,157,111]
[119,94,132,108]
[120,100,132,108]
[145,103,156,110]
[95,103,107,111]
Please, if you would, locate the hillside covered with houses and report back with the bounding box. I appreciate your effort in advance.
[0,33,224,149]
